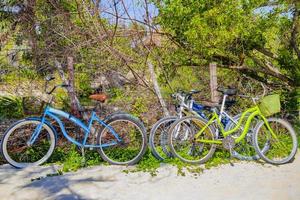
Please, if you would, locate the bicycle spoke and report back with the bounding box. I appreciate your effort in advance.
[1,120,56,168]
[98,115,146,165]
[254,118,297,164]
[169,116,216,164]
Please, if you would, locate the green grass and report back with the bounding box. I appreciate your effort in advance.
[39,145,233,177]
[0,141,237,177]
[123,148,232,177]
[44,145,104,172]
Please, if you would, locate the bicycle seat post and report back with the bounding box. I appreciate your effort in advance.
[251,97,259,105]
[178,95,185,118]
[219,94,228,121]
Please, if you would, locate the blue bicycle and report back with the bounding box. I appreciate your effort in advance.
[1,76,147,168]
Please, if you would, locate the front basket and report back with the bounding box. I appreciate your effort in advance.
[258,94,281,117]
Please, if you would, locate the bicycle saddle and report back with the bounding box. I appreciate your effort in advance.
[89,93,108,103]
[217,88,237,96]
[189,89,201,94]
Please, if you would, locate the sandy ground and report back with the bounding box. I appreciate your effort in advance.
[0,154,300,200]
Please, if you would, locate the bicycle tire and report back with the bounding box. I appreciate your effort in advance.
[168,116,216,164]
[253,118,297,165]
[225,114,260,161]
[1,119,56,168]
[149,116,177,160]
[97,113,147,165]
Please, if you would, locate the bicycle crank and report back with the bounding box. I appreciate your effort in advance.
[222,136,235,166]
[222,136,235,150]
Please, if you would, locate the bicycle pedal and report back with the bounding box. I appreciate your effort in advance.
[226,153,235,167]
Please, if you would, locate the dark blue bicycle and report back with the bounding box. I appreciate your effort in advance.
[1,76,147,168]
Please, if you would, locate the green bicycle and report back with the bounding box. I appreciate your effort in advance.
[168,88,298,165]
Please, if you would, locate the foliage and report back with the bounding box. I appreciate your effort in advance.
[124,148,232,177]
[160,66,205,95]
[155,0,300,111]
[47,147,68,164]
[131,97,148,118]
[46,145,103,172]
[0,96,24,119]
[61,146,85,172]
[40,144,233,177]
[76,72,93,98]
[108,88,128,103]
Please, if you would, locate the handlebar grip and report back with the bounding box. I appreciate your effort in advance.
[45,75,55,81]
[46,84,70,95]
[189,89,201,95]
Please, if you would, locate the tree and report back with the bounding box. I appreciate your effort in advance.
[155,0,299,84]
[155,0,300,112]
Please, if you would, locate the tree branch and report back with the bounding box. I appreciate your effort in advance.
[291,7,300,60]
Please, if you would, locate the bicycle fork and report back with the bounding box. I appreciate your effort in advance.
[27,117,47,146]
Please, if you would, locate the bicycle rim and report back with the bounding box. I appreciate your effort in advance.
[169,116,216,164]
[98,119,146,165]
[225,114,260,161]
[1,120,56,168]
[149,117,177,160]
[254,118,297,164]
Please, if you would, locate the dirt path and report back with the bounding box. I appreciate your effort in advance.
[1,154,300,200]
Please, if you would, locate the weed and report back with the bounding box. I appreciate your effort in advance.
[0,96,24,119]
[46,145,105,172]
[131,97,148,118]
[44,146,234,177]
[61,146,83,172]
[134,150,161,176]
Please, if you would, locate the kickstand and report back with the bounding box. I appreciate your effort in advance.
[81,147,86,166]
[228,146,234,167]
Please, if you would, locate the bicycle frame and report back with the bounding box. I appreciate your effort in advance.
[194,105,277,145]
[28,106,121,148]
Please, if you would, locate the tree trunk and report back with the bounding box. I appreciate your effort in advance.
[210,62,219,103]
[67,56,81,118]
[55,59,87,119]
[147,60,170,116]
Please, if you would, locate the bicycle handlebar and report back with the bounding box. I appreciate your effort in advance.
[171,89,200,100]
[237,94,258,99]
[237,94,260,104]
[46,84,70,95]
[45,76,70,95]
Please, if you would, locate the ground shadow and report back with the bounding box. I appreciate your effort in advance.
[19,168,118,200]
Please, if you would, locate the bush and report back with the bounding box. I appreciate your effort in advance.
[0,96,24,120]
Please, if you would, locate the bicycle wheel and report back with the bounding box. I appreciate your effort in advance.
[253,118,297,165]
[149,116,177,160]
[168,116,216,164]
[225,114,260,161]
[1,119,56,168]
[97,113,147,165]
